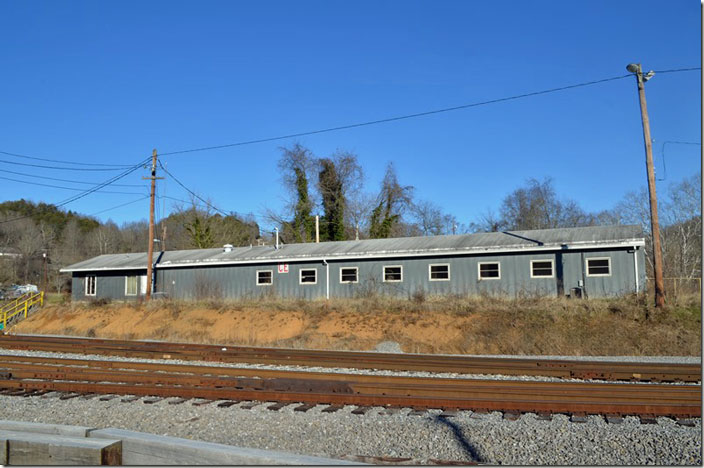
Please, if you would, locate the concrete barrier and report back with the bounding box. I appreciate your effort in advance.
[0,420,93,437]
[89,428,358,465]
[0,420,361,465]
[0,430,121,465]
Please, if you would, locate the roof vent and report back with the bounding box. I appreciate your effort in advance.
[223,244,234,253]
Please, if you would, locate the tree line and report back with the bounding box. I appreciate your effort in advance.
[0,143,700,293]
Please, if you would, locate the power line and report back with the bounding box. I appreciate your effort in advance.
[159,195,269,225]
[658,140,702,181]
[0,158,137,171]
[652,67,701,74]
[0,150,136,168]
[55,157,152,207]
[0,156,152,225]
[0,168,145,187]
[158,73,649,158]
[158,161,232,217]
[90,195,151,216]
[0,175,145,195]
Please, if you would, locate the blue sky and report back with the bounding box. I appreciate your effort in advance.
[0,1,700,232]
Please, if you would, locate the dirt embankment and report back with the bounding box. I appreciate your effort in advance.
[10,295,702,356]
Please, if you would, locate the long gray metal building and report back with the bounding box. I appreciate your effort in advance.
[61,225,647,301]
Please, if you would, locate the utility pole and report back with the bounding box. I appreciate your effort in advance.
[627,63,665,308]
[144,149,162,300]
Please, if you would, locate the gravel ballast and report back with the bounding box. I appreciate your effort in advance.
[0,395,700,465]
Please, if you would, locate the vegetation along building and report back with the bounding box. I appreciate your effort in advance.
[61,225,646,301]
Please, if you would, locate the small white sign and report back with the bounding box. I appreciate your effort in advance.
[278,264,289,274]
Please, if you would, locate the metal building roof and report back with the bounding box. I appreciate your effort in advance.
[60,225,645,272]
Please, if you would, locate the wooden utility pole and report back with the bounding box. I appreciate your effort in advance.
[145,149,159,300]
[628,63,665,308]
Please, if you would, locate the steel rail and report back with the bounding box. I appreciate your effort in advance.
[1,360,698,402]
[1,354,699,399]
[0,335,700,382]
[0,355,700,417]
[0,379,698,418]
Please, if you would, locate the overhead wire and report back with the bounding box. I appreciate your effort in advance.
[89,195,151,216]
[658,140,702,181]
[0,158,137,171]
[0,149,136,168]
[0,175,146,195]
[157,161,232,217]
[0,168,145,187]
[158,74,641,158]
[0,156,152,225]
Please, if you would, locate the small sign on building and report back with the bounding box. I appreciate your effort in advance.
[278,264,289,274]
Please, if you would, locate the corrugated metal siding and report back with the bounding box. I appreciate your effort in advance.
[156,263,326,300]
[70,246,644,301]
[73,270,146,301]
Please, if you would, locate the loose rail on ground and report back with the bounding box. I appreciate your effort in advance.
[0,352,700,418]
[0,334,699,383]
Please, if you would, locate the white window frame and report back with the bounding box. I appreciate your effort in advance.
[299,268,317,285]
[125,276,138,296]
[478,262,501,280]
[428,263,451,281]
[339,267,358,284]
[85,276,97,296]
[256,269,273,286]
[530,259,554,279]
[586,257,611,277]
[383,265,403,283]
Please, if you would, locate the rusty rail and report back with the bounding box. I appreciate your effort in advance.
[0,334,699,383]
[0,353,700,418]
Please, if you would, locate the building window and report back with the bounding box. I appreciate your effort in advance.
[85,276,97,296]
[125,276,138,296]
[531,260,554,278]
[587,258,611,276]
[383,265,403,282]
[257,270,273,285]
[299,268,317,284]
[429,264,450,281]
[478,262,500,280]
[340,267,358,284]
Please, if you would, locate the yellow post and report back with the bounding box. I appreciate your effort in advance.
[41,291,44,306]
[24,301,28,318]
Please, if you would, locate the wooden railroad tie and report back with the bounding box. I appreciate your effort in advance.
[293,403,316,412]
[216,400,240,408]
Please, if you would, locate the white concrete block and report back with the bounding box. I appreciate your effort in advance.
[89,428,359,465]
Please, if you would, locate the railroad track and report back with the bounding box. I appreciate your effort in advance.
[0,334,700,382]
[0,352,700,419]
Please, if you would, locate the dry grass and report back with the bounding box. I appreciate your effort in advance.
[11,293,701,356]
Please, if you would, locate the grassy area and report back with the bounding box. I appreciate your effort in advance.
[11,293,702,356]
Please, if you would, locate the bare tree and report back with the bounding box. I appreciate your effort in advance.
[661,173,702,279]
[277,144,316,243]
[316,151,364,241]
[498,177,595,231]
[369,163,414,238]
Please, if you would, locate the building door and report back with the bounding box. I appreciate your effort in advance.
[140,275,148,295]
